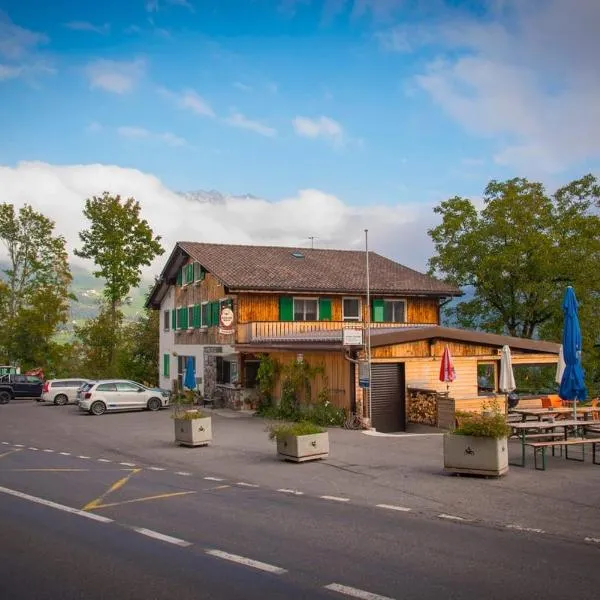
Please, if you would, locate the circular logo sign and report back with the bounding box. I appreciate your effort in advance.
[220,307,234,327]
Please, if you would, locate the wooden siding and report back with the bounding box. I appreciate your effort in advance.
[268,351,351,411]
[371,340,496,359]
[237,293,440,325]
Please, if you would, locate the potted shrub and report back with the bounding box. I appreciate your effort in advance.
[172,392,212,447]
[268,421,329,463]
[443,405,511,477]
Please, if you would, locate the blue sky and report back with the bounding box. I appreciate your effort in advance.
[0,0,598,272]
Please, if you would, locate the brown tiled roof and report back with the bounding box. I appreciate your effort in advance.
[178,242,460,296]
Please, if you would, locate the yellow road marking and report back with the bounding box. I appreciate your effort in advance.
[83,468,142,511]
[0,448,22,459]
[88,490,197,510]
[210,485,231,490]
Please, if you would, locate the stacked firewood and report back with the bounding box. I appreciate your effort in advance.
[407,389,437,425]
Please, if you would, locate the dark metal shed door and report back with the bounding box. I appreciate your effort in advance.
[371,363,405,433]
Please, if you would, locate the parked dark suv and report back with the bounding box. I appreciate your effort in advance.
[0,374,44,403]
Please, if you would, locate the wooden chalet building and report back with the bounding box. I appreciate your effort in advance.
[147,242,560,432]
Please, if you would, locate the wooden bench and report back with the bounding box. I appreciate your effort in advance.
[525,438,600,470]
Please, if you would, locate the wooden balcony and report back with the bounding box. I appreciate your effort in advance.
[236,321,437,344]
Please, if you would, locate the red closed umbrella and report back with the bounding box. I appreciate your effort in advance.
[439,345,456,391]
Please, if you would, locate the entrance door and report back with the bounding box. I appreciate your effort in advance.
[370,363,405,433]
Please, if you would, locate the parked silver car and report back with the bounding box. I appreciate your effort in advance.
[77,380,170,416]
[40,379,94,405]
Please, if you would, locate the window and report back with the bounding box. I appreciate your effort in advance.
[97,383,117,392]
[384,300,405,323]
[201,302,209,328]
[188,306,194,329]
[194,262,205,281]
[116,381,142,392]
[216,357,232,384]
[244,360,260,388]
[293,298,318,321]
[163,354,170,377]
[477,362,497,396]
[343,297,361,321]
[513,363,557,396]
[163,310,170,331]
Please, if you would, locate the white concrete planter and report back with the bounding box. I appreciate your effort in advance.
[174,416,212,447]
[276,432,329,463]
[443,433,508,477]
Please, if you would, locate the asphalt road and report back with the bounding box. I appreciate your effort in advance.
[1,443,599,600]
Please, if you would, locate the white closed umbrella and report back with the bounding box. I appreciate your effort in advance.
[499,345,516,415]
[555,345,566,385]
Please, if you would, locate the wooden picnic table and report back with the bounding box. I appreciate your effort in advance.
[508,419,600,467]
[509,407,596,422]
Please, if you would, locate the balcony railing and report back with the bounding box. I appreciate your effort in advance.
[236,321,437,344]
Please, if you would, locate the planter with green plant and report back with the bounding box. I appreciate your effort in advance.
[443,403,511,477]
[268,421,329,463]
[172,391,212,447]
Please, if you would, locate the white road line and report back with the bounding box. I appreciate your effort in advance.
[132,527,192,547]
[320,495,350,503]
[206,549,287,575]
[277,488,304,496]
[175,471,192,476]
[204,476,224,481]
[585,537,600,544]
[0,485,113,524]
[147,466,165,471]
[28,447,39,451]
[325,582,395,600]
[97,458,111,463]
[506,524,544,534]
[78,455,90,459]
[43,449,54,453]
[1,442,8,445]
[237,482,259,488]
[59,452,71,456]
[438,514,467,522]
[120,462,136,467]
[14,444,24,448]
[376,504,411,512]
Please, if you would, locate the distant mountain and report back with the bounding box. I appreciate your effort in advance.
[178,189,262,204]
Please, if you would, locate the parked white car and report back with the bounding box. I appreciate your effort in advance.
[77,380,170,416]
[40,379,94,405]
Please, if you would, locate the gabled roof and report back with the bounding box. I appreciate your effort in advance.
[146,241,461,308]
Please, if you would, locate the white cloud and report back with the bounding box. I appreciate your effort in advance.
[0,162,440,278]
[0,64,21,80]
[124,25,142,34]
[0,11,48,59]
[386,0,600,173]
[233,81,251,92]
[86,121,103,133]
[86,58,145,94]
[293,115,345,145]
[225,113,277,137]
[65,21,110,35]
[146,0,194,11]
[118,126,187,146]
[160,88,215,117]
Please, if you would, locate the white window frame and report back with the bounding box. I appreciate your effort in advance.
[200,301,209,329]
[163,309,170,331]
[194,262,204,282]
[383,298,407,323]
[293,297,319,322]
[188,305,195,329]
[342,297,361,321]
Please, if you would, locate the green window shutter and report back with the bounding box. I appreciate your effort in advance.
[372,299,385,323]
[163,354,170,377]
[279,296,293,322]
[319,298,332,321]
[193,305,200,328]
[172,309,177,330]
[176,268,182,286]
[187,264,194,283]
[183,306,189,329]
[212,301,219,326]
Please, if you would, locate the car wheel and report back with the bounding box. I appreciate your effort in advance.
[90,401,106,416]
[0,391,10,404]
[54,394,68,406]
[147,397,161,411]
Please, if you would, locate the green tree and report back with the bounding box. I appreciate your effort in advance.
[116,308,160,386]
[74,192,164,372]
[428,175,600,393]
[0,203,72,367]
